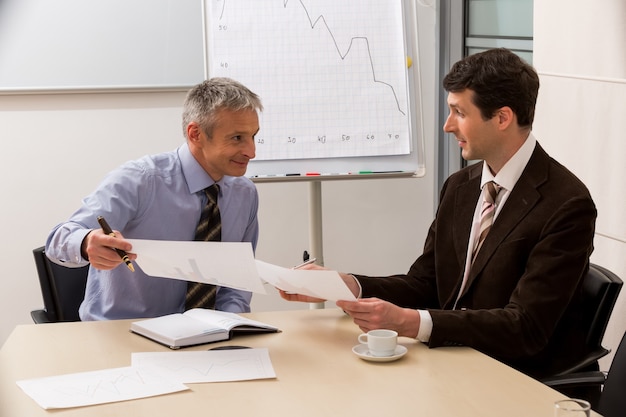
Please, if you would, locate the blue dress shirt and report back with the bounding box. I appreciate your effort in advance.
[45,143,259,320]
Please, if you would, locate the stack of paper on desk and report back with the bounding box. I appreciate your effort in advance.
[17,348,276,409]
[127,239,356,302]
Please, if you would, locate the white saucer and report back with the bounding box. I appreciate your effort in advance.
[352,344,408,362]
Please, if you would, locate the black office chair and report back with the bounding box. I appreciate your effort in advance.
[538,263,622,407]
[31,246,89,323]
[549,264,623,377]
[543,330,626,417]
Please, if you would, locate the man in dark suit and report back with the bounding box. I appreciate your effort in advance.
[280,48,596,380]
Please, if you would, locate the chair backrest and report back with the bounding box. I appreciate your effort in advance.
[552,263,623,376]
[32,246,89,322]
[581,264,623,351]
[598,331,626,417]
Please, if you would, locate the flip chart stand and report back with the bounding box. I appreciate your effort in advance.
[252,173,418,309]
[308,181,325,309]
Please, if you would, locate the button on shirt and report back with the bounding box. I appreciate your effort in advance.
[45,143,259,320]
[416,133,537,342]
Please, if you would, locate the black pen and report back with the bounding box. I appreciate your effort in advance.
[96,216,135,272]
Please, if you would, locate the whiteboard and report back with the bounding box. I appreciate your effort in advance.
[0,0,205,93]
[206,0,425,178]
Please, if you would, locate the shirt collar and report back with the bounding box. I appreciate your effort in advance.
[481,132,537,192]
[178,142,218,195]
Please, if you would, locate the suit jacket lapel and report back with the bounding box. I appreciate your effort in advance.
[453,167,481,265]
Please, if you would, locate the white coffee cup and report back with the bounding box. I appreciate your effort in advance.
[358,329,398,357]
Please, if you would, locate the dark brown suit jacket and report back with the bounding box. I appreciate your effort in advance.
[357,143,596,378]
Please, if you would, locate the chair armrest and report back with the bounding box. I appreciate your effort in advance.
[541,371,607,389]
[551,348,610,376]
[30,309,53,324]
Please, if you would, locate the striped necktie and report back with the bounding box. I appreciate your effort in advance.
[471,181,501,264]
[185,184,221,309]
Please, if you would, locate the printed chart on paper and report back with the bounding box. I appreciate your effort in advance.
[207,0,411,161]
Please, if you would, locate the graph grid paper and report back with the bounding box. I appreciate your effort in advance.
[207,0,412,161]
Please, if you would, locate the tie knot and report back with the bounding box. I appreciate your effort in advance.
[204,183,220,203]
[484,181,501,204]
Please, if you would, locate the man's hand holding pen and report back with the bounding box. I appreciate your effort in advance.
[81,217,136,272]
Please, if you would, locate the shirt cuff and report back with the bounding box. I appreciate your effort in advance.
[348,274,363,298]
[70,228,93,264]
[416,310,433,343]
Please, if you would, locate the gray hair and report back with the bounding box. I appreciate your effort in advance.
[182,77,263,139]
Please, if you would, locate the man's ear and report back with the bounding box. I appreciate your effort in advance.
[187,122,202,144]
[496,106,515,130]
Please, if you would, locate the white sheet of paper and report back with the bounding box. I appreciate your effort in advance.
[131,348,276,383]
[16,366,188,410]
[127,239,266,294]
[255,260,357,301]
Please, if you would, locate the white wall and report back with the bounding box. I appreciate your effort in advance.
[533,0,626,369]
[0,3,439,345]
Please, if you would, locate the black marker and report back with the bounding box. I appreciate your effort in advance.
[97,216,135,272]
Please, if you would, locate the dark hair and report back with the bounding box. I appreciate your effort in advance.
[442,48,539,128]
[182,77,263,139]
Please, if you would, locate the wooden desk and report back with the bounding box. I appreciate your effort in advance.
[0,308,592,416]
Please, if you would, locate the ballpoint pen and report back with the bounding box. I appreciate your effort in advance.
[293,258,317,269]
[96,216,135,272]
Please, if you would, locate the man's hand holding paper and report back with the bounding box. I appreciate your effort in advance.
[255,260,357,302]
[125,239,357,302]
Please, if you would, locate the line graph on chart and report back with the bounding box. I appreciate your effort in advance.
[207,0,412,161]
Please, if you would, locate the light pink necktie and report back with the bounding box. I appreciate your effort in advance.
[471,181,501,264]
